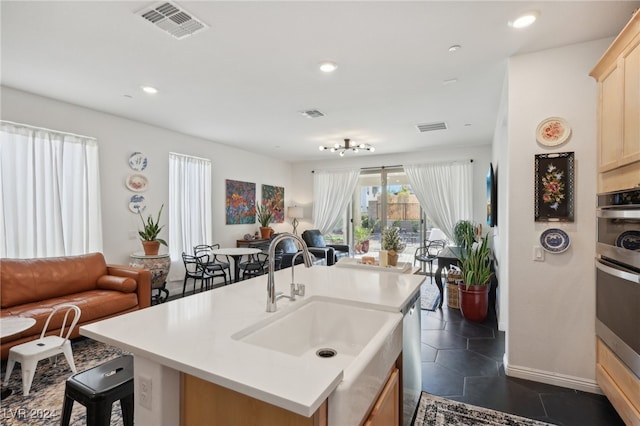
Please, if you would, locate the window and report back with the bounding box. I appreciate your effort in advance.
[168,152,211,280]
[0,121,102,258]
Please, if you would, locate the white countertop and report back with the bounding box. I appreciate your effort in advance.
[81,265,424,417]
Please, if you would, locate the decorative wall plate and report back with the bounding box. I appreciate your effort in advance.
[615,230,640,251]
[540,228,571,253]
[128,152,148,171]
[536,117,571,146]
[128,194,147,213]
[125,174,148,192]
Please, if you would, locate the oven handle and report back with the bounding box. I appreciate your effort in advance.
[596,208,640,219]
[596,259,640,284]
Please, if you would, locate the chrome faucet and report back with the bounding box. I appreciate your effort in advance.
[267,233,313,312]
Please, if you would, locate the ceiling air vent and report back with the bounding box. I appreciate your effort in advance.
[417,122,448,132]
[138,2,207,39]
[299,109,325,119]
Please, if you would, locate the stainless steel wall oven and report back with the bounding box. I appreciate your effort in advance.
[596,188,640,379]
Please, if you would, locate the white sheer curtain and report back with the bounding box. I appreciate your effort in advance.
[404,161,473,241]
[168,152,211,281]
[0,121,103,258]
[312,168,360,234]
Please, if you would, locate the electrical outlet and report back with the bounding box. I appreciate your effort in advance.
[139,375,152,409]
[533,246,544,262]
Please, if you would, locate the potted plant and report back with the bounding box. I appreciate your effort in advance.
[256,204,273,239]
[453,220,475,249]
[354,225,372,253]
[381,227,406,266]
[456,231,493,322]
[138,204,168,256]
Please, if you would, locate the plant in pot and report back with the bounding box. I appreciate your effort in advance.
[453,220,475,249]
[256,204,273,239]
[456,232,492,322]
[354,225,373,253]
[381,226,406,266]
[138,204,168,256]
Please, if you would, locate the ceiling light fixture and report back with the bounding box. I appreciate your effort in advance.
[141,85,158,94]
[509,11,539,29]
[319,138,375,157]
[319,61,338,73]
[448,45,461,52]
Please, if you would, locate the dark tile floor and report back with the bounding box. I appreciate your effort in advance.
[420,294,625,426]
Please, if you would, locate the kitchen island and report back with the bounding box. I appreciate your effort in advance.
[81,265,424,425]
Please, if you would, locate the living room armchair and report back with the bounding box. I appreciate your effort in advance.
[301,229,350,266]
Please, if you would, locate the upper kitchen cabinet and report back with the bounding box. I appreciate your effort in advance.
[591,9,640,193]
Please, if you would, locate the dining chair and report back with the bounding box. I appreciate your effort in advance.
[4,304,81,396]
[414,240,447,282]
[182,253,216,296]
[238,252,269,280]
[194,244,231,286]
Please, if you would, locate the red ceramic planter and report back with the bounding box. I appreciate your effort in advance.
[458,284,490,322]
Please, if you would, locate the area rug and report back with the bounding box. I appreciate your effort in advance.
[421,281,440,311]
[1,338,126,426]
[413,392,553,426]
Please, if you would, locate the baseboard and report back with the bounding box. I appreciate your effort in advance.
[503,354,603,394]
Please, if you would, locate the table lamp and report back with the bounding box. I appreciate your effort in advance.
[287,206,303,235]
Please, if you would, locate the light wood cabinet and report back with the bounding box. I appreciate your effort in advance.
[590,10,640,192]
[362,367,400,426]
[596,339,640,426]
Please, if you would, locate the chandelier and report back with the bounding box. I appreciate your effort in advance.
[319,138,375,157]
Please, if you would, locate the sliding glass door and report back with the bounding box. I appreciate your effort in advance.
[352,168,423,263]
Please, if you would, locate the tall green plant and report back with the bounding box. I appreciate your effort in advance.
[138,204,167,246]
[453,220,474,248]
[354,226,372,244]
[256,204,273,227]
[457,232,492,289]
[381,227,405,252]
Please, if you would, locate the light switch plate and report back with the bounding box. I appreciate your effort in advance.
[533,246,544,262]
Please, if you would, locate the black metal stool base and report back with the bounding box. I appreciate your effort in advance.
[61,355,134,426]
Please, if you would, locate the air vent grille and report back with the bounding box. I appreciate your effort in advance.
[138,2,207,39]
[417,122,448,132]
[299,109,325,119]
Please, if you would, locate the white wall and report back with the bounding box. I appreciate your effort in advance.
[1,86,294,267]
[504,38,611,392]
[290,146,493,235]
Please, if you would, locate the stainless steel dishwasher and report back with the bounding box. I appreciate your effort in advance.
[402,290,422,425]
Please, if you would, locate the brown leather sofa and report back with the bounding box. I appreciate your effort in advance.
[0,252,151,359]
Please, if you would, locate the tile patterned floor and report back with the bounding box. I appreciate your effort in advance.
[420,298,625,426]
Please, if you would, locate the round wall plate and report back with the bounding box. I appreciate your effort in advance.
[125,174,148,192]
[536,117,571,146]
[540,228,570,253]
[128,152,148,171]
[129,194,147,213]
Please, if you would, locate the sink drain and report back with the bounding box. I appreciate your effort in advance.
[316,348,337,358]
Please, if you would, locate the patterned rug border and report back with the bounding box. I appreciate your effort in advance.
[421,281,440,311]
[1,338,126,426]
[414,392,554,426]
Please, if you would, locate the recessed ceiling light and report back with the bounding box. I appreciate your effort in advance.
[319,61,338,73]
[141,85,158,94]
[509,11,539,29]
[443,78,458,85]
[448,45,461,52]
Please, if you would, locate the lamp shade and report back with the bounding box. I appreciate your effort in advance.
[287,206,303,219]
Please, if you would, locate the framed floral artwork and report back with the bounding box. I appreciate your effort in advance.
[534,152,575,222]
[262,184,284,223]
[225,179,256,224]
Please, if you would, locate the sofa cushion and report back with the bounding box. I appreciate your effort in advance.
[0,290,139,344]
[302,230,326,248]
[97,275,137,293]
[0,253,108,308]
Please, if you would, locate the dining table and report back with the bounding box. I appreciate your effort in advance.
[1,317,37,399]
[210,247,263,283]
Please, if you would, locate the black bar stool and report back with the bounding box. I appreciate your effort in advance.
[61,354,134,426]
